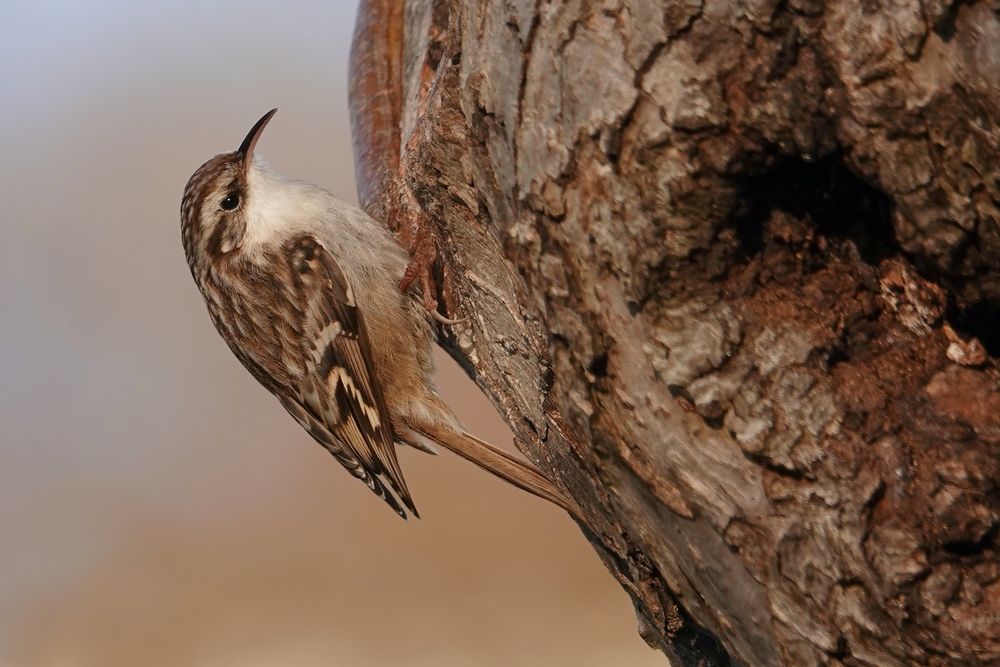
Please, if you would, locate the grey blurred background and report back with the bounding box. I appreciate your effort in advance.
[0,2,658,665]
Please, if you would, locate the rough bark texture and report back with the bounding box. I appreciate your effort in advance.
[350,1,1000,664]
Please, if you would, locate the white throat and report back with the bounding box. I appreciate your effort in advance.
[242,157,332,257]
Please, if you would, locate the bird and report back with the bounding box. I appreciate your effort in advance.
[180,109,578,519]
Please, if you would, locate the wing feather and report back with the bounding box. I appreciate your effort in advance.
[281,234,416,517]
[278,395,408,517]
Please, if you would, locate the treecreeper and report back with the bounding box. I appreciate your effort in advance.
[180,109,579,520]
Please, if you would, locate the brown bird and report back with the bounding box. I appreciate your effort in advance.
[180,109,577,519]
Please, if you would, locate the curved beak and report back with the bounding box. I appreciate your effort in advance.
[237,108,278,170]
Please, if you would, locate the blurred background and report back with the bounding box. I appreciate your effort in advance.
[0,2,658,665]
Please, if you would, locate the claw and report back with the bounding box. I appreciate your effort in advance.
[430,310,468,326]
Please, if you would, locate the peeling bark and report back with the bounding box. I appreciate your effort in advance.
[350,1,1000,664]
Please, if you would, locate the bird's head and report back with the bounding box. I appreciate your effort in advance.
[180,108,277,274]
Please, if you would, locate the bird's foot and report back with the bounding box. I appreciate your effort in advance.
[399,238,467,326]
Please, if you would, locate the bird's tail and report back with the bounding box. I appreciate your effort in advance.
[404,422,581,519]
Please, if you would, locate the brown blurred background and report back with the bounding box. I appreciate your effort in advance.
[0,2,658,665]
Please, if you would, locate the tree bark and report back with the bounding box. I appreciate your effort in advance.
[349,1,1000,664]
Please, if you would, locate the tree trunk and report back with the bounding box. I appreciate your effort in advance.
[349,1,1000,664]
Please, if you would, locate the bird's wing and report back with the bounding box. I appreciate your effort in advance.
[281,234,416,518]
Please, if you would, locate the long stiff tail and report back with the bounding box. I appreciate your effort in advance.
[406,423,581,518]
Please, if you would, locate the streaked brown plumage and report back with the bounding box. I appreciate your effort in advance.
[180,109,578,519]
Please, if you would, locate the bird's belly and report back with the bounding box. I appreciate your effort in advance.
[352,268,435,402]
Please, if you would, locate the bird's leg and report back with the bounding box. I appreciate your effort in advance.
[399,231,467,326]
[398,230,438,312]
[398,252,429,301]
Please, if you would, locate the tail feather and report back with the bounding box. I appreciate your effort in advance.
[406,423,581,518]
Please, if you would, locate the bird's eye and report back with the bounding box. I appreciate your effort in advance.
[220,193,240,211]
